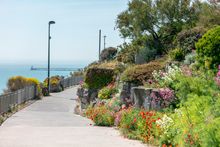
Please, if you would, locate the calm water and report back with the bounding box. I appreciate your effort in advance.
[0,64,79,94]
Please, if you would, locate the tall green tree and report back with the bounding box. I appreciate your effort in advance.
[116,0,201,53]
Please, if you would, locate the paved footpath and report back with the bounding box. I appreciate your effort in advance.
[0,86,149,147]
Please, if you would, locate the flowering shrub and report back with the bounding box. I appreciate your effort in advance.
[85,105,115,126]
[156,114,176,146]
[98,83,118,99]
[119,108,162,144]
[152,64,181,88]
[150,88,175,109]
[215,65,220,87]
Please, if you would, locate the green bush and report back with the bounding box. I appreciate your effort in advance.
[169,48,185,61]
[196,26,220,69]
[85,67,115,89]
[156,69,220,146]
[98,84,118,99]
[117,43,139,64]
[85,105,115,126]
[184,52,196,65]
[121,61,164,85]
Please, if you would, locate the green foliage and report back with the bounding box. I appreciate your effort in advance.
[85,105,115,126]
[197,2,220,28]
[155,68,220,146]
[85,67,115,89]
[196,26,220,69]
[7,76,41,98]
[184,52,196,65]
[169,48,185,61]
[117,43,139,64]
[98,84,118,100]
[121,61,164,85]
[119,108,161,144]
[136,46,158,64]
[116,0,200,53]
[176,27,207,54]
[100,47,117,61]
[44,76,63,93]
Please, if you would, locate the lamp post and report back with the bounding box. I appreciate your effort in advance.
[47,21,55,95]
[99,30,101,61]
[103,35,106,49]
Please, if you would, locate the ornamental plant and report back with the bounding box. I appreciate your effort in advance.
[150,88,175,109]
[152,64,182,88]
[215,65,220,87]
[85,105,115,126]
[98,83,118,99]
[196,26,220,69]
[156,114,175,146]
[119,108,162,144]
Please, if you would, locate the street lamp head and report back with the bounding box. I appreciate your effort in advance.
[49,21,55,25]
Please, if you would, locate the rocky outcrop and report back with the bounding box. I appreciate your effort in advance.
[76,87,98,110]
[130,87,162,110]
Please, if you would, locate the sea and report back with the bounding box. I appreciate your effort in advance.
[0,64,82,94]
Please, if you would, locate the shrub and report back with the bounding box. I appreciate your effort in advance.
[7,76,30,92]
[121,61,164,85]
[100,47,117,61]
[7,76,41,98]
[135,47,158,64]
[117,43,139,64]
[85,67,115,89]
[196,26,220,69]
[184,52,196,65]
[152,64,182,88]
[85,105,115,126]
[215,66,220,88]
[169,48,185,61]
[119,108,161,144]
[176,27,207,54]
[98,83,118,99]
[150,88,176,109]
[43,76,64,92]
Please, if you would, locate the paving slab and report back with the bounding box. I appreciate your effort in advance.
[0,86,149,147]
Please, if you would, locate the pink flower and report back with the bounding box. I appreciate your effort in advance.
[148,79,153,85]
[217,71,220,77]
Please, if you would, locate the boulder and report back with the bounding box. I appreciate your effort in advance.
[130,87,162,110]
[131,87,152,109]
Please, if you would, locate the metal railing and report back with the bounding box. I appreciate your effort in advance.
[61,76,83,88]
[0,76,83,115]
[0,86,36,114]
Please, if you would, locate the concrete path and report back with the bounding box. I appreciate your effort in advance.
[0,86,149,147]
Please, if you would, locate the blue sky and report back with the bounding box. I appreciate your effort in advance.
[0,0,128,66]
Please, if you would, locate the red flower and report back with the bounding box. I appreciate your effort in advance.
[133,118,137,123]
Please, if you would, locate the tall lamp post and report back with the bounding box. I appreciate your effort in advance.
[99,30,101,61]
[103,35,106,49]
[48,21,55,95]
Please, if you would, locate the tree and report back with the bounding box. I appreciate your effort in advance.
[197,1,220,28]
[116,0,201,53]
